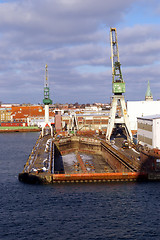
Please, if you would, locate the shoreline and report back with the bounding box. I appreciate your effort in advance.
[0,127,40,132]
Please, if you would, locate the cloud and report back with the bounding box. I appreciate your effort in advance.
[0,0,160,104]
[118,25,160,66]
[0,0,135,44]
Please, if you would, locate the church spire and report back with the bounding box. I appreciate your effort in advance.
[145,80,153,101]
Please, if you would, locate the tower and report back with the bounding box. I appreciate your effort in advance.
[106,28,132,142]
[145,80,153,101]
[42,64,53,137]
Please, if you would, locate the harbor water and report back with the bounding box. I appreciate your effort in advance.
[0,132,160,240]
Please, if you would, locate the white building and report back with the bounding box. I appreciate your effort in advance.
[28,116,55,128]
[85,106,102,111]
[127,101,160,130]
[137,115,160,149]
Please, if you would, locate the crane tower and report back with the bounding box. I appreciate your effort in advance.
[42,64,53,137]
[106,28,132,142]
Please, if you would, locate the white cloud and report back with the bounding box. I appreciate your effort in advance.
[0,0,160,103]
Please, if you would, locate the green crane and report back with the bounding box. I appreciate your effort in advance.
[43,64,52,105]
[106,28,132,142]
[110,28,125,94]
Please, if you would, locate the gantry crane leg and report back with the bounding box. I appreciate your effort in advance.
[120,96,132,140]
[106,96,117,140]
[106,95,132,142]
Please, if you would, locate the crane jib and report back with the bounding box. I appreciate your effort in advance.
[110,28,125,94]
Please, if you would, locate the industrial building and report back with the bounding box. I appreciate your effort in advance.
[137,115,160,149]
[62,113,109,133]
[127,101,160,130]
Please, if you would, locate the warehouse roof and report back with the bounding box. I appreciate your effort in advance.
[137,114,160,120]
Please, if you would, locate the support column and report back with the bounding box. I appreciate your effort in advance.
[45,105,49,123]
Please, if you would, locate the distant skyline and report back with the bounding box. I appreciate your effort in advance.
[0,0,160,104]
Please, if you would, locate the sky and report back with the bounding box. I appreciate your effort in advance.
[0,0,160,104]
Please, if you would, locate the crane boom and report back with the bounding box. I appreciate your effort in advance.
[110,28,125,94]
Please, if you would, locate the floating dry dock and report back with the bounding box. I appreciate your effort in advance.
[19,134,159,184]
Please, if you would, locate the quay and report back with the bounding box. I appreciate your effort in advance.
[19,133,159,184]
[0,126,40,133]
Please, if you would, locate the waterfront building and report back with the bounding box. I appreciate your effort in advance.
[11,105,55,127]
[0,107,11,122]
[137,115,160,149]
[127,101,160,130]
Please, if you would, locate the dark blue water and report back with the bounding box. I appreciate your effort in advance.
[0,133,160,240]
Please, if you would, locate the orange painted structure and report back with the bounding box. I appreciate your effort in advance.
[19,171,148,184]
[52,172,147,182]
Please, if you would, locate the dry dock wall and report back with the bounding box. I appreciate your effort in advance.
[56,136,102,155]
[101,141,138,173]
